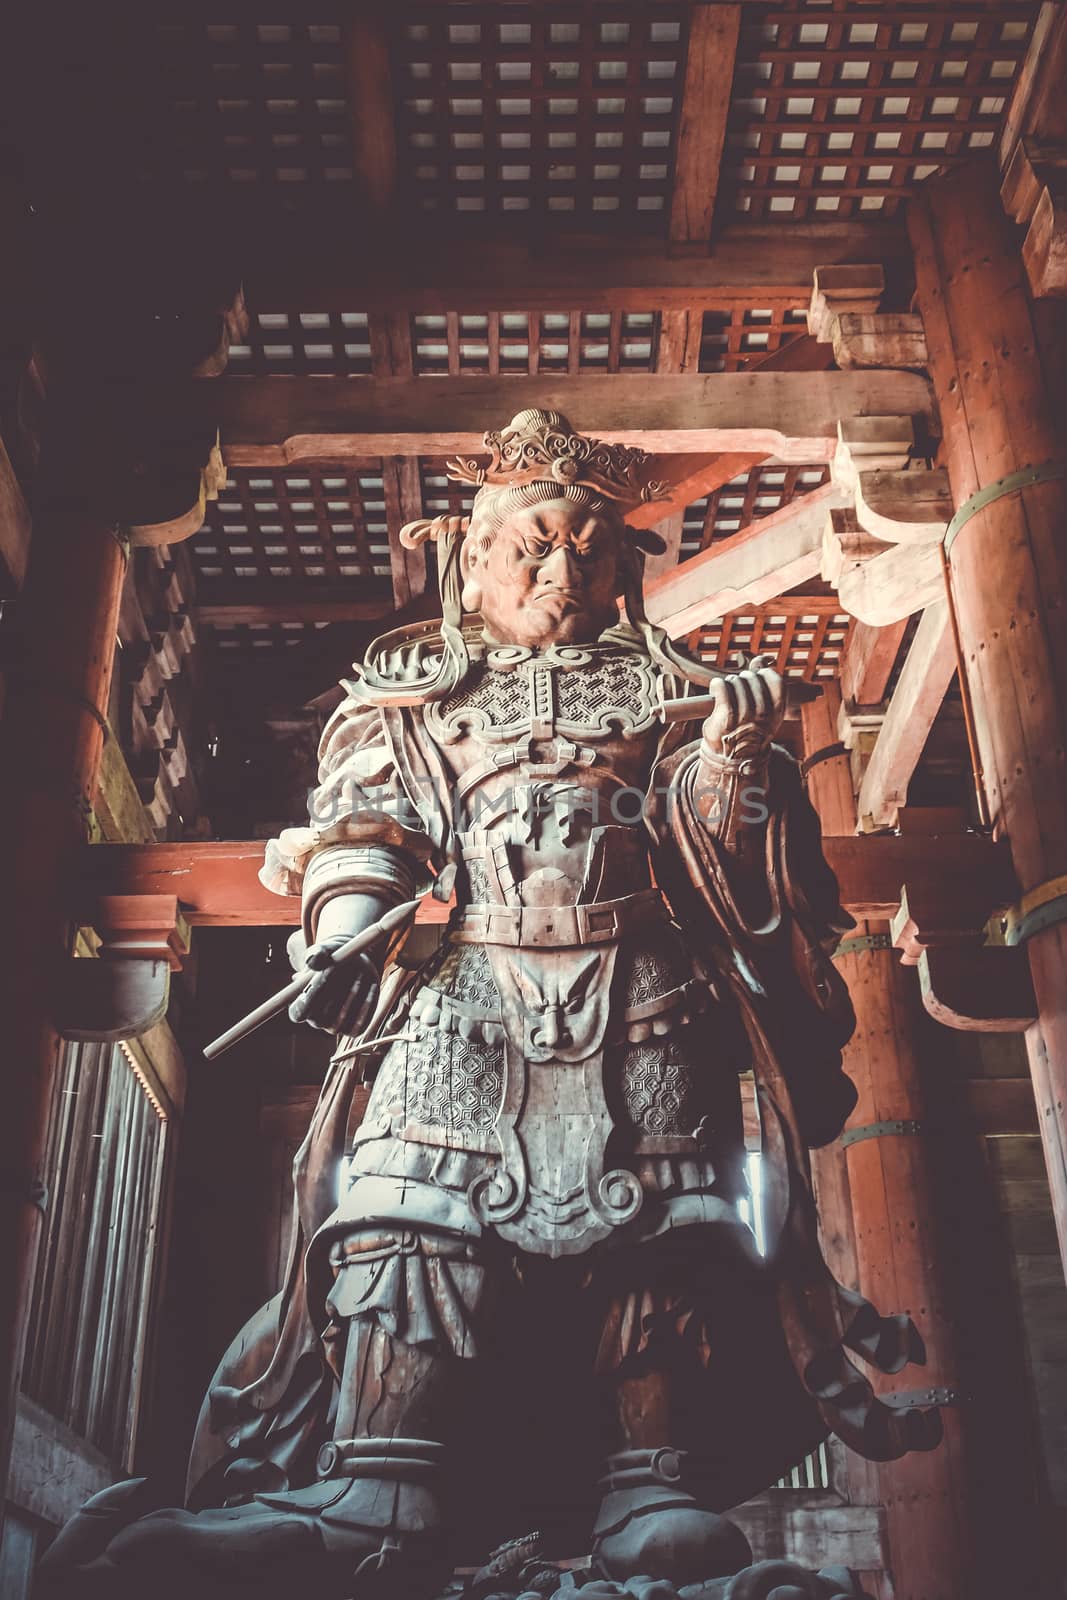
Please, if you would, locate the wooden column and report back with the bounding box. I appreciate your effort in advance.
[910,158,1067,1279]
[0,489,126,1484]
[835,944,971,1600]
[801,688,970,1600]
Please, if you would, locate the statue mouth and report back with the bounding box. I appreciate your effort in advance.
[531,588,585,612]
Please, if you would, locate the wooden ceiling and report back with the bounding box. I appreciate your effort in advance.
[11,4,1038,686]
[153,7,1032,226]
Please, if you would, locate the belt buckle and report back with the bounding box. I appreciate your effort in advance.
[583,904,619,940]
[485,908,515,943]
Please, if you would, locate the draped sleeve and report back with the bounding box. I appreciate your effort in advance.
[260,694,433,899]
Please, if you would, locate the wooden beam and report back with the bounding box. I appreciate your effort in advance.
[829,830,1017,923]
[213,370,935,466]
[641,513,684,584]
[382,456,427,608]
[644,479,851,636]
[670,4,740,249]
[243,221,912,314]
[840,619,908,707]
[79,829,1016,932]
[856,603,958,831]
[195,583,395,627]
[655,309,704,375]
[0,434,30,592]
[342,9,397,213]
[629,452,765,529]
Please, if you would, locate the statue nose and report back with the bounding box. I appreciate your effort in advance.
[540,545,579,586]
[533,1006,570,1051]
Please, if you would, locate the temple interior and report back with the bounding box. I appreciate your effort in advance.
[2,4,1067,1597]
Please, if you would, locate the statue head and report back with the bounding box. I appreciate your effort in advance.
[377,409,715,702]
[459,488,624,648]
[452,409,666,648]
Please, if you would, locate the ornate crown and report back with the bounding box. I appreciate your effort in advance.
[445,408,669,508]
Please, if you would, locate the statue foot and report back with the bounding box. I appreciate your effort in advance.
[38,1438,452,1600]
[35,1477,157,1590]
[592,1448,752,1587]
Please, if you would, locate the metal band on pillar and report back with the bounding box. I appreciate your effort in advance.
[1003,874,1067,946]
[801,741,847,777]
[881,1386,964,1410]
[943,462,1067,558]
[841,1118,924,1149]
[834,932,892,958]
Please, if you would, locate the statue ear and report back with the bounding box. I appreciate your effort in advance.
[625,524,667,557]
[459,536,483,611]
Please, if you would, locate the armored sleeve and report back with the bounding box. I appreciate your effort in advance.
[260,695,431,939]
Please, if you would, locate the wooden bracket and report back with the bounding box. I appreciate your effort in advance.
[826,419,950,626]
[891,883,1036,1033]
[54,895,191,1042]
[836,698,886,801]
[807,264,885,342]
[1001,138,1067,300]
[831,313,928,373]
[808,264,928,369]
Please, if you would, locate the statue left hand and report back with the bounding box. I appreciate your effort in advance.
[700,656,786,762]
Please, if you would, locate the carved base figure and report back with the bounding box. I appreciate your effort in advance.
[41,414,940,1599]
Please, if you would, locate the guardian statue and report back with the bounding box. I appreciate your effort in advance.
[43,413,940,1600]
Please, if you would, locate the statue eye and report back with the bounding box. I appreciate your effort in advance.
[525,539,551,559]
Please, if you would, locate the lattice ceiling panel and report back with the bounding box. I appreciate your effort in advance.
[192,467,395,584]
[411,309,660,374]
[228,310,373,376]
[681,464,830,557]
[393,5,687,226]
[699,303,810,371]
[231,304,811,377]
[155,21,353,196]
[693,600,851,681]
[725,3,1035,221]
[209,621,330,655]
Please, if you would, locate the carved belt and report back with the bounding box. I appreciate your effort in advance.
[451,889,664,948]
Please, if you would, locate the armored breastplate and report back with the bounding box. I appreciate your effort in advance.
[362,640,718,1259]
[430,642,664,923]
[426,641,662,749]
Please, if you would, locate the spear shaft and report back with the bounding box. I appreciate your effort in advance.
[202,896,421,1060]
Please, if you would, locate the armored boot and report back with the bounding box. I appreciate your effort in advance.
[37,1438,452,1600]
[591,1447,752,1586]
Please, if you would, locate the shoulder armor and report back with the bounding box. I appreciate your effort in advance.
[349,617,485,708]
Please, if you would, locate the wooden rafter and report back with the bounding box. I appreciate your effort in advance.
[840,619,909,707]
[670,4,741,250]
[856,603,957,832]
[643,479,851,636]
[342,8,397,213]
[630,452,766,529]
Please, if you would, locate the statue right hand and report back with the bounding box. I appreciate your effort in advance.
[288,937,381,1034]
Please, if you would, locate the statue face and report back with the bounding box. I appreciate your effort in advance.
[461,499,624,648]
